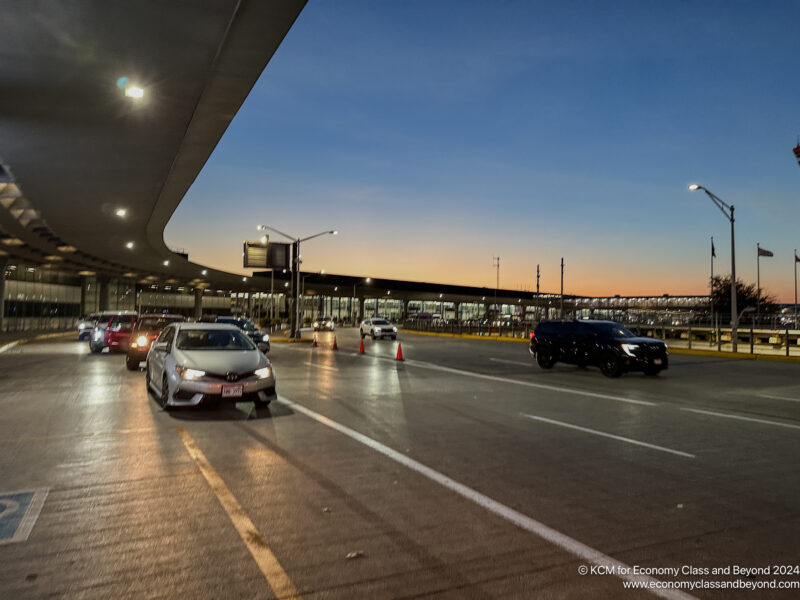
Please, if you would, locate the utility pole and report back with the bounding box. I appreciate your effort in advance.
[536,264,540,320]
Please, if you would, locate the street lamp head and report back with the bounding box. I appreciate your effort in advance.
[332,230,338,235]
[366,277,371,283]
[688,183,701,191]
[320,269,325,274]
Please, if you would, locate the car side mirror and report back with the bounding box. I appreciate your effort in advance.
[153,341,169,353]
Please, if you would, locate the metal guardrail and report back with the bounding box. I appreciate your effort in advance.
[403,319,800,356]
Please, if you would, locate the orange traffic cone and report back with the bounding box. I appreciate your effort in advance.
[359,338,365,354]
[395,343,404,361]
[312,334,318,347]
[332,335,338,351]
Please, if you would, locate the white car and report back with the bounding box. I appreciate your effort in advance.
[145,323,276,410]
[360,318,398,340]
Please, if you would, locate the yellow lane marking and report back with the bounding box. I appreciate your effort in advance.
[176,427,302,600]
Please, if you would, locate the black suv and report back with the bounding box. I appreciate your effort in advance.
[530,320,668,377]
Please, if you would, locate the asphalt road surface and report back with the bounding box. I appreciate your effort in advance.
[1,329,799,599]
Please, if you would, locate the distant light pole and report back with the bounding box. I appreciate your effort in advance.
[560,257,564,318]
[689,184,738,351]
[257,225,337,338]
[795,250,799,325]
[301,270,325,321]
[492,256,500,320]
[353,277,371,324]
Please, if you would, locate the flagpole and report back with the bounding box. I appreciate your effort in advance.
[710,236,714,332]
[795,249,798,325]
[757,242,761,319]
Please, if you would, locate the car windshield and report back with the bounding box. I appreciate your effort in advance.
[592,323,636,338]
[218,317,256,332]
[373,319,390,325]
[175,329,257,351]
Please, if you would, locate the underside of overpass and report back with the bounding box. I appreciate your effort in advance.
[0,0,306,291]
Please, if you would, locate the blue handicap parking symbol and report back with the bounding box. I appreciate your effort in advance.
[0,488,48,544]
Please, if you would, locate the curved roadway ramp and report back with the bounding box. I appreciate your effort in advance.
[1,331,799,598]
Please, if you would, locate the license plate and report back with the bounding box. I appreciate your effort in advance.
[653,358,662,365]
[222,385,243,398]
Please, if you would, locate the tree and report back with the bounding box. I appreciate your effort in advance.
[710,275,778,316]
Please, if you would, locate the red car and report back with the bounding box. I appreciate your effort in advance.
[125,313,186,369]
[89,312,137,354]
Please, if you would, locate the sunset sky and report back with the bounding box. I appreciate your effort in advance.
[165,1,800,301]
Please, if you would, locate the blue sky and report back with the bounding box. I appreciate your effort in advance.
[166,0,800,300]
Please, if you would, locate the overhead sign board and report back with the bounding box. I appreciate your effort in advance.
[243,240,290,270]
[243,240,268,268]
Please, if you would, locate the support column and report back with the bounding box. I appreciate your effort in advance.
[357,297,364,322]
[454,302,461,321]
[98,276,110,311]
[0,256,8,332]
[193,289,203,320]
[401,299,408,321]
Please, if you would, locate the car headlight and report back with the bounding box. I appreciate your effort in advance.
[392,326,397,332]
[262,333,270,343]
[176,366,206,380]
[375,327,382,332]
[93,329,104,340]
[621,343,639,357]
[313,322,319,327]
[255,366,273,379]
[131,335,149,349]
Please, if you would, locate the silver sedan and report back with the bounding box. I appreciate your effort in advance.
[145,323,276,410]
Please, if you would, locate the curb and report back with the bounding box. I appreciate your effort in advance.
[0,331,73,353]
[270,337,313,344]
[404,330,528,343]
[669,347,800,363]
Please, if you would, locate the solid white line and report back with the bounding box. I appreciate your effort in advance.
[489,357,532,366]
[404,359,656,406]
[758,393,800,403]
[681,407,800,430]
[276,395,696,600]
[0,341,20,354]
[521,414,695,459]
[303,361,339,372]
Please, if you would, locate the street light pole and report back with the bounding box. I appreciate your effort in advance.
[689,184,738,351]
[257,225,337,339]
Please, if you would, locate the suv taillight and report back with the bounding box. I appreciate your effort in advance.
[530,332,535,339]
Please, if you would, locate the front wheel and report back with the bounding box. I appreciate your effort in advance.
[536,351,555,369]
[125,354,139,370]
[600,354,623,378]
[371,332,376,340]
[159,375,172,410]
[89,341,102,354]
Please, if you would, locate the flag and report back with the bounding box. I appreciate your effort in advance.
[711,238,716,258]
[758,246,774,257]
[795,251,800,263]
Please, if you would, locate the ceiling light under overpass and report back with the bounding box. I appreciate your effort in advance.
[126,242,134,249]
[57,245,77,253]
[115,208,127,217]
[124,86,144,99]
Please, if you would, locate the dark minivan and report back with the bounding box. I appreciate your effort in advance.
[530,320,668,377]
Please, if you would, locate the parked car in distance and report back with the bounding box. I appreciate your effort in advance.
[215,316,269,352]
[89,311,137,353]
[360,318,398,340]
[126,313,186,370]
[78,311,132,341]
[145,323,276,409]
[313,316,335,331]
[530,319,668,377]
